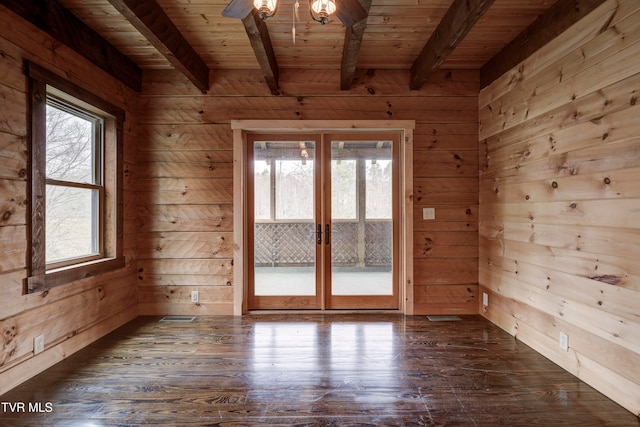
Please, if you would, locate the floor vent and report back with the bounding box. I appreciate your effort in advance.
[159,316,196,322]
[427,315,462,322]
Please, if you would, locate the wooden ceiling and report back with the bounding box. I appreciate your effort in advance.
[3,0,607,94]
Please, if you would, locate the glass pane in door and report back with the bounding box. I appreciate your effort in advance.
[253,140,316,296]
[330,140,393,296]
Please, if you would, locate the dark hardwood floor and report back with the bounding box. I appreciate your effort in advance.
[1,314,637,426]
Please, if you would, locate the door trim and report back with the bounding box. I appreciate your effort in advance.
[322,132,400,309]
[232,120,415,315]
[246,133,323,310]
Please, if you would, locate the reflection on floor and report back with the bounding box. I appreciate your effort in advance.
[1,314,636,426]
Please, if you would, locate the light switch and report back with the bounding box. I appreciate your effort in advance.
[422,207,435,220]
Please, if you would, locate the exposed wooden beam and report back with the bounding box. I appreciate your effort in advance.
[480,0,607,88]
[241,10,280,95]
[221,0,254,20]
[340,0,372,90]
[410,0,495,90]
[334,0,368,28]
[0,0,141,91]
[107,0,210,93]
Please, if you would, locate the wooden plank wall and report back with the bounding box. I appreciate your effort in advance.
[0,9,138,394]
[478,0,640,415]
[138,68,479,315]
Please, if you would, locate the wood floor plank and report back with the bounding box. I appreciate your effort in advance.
[0,314,636,425]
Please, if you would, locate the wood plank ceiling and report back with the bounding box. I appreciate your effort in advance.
[4,0,605,93]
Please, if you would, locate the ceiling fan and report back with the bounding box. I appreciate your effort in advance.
[222,0,368,28]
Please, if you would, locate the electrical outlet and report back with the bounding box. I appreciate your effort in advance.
[191,291,199,303]
[482,292,489,306]
[559,332,569,352]
[34,335,45,354]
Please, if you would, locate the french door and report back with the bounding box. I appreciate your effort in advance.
[246,132,400,310]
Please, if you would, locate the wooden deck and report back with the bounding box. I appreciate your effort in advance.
[0,314,636,426]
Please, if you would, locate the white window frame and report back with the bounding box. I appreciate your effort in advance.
[44,95,105,269]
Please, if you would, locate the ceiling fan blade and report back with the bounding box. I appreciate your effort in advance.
[222,0,254,19]
[334,0,368,27]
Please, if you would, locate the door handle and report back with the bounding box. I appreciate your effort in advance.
[325,224,331,245]
[317,224,322,245]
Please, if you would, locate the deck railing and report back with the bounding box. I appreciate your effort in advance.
[254,220,391,267]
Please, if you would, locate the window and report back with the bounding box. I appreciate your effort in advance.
[254,158,315,220]
[365,159,392,219]
[27,63,125,293]
[331,159,356,219]
[252,140,316,221]
[45,99,103,266]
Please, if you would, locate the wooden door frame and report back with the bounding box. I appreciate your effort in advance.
[232,120,415,315]
[322,132,401,310]
[245,133,323,310]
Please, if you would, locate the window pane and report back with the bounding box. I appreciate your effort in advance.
[254,160,271,220]
[331,159,356,219]
[46,104,95,183]
[366,159,392,219]
[46,185,99,264]
[275,160,314,220]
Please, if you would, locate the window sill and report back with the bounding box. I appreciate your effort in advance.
[26,256,126,294]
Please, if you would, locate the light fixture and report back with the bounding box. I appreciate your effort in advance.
[299,142,309,160]
[309,0,336,25]
[251,0,336,25]
[253,0,278,21]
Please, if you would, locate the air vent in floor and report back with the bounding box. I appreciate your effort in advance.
[427,315,462,321]
[159,316,196,322]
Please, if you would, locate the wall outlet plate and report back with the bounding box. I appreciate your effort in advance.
[191,291,199,303]
[34,335,45,354]
[482,292,489,306]
[559,332,569,352]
